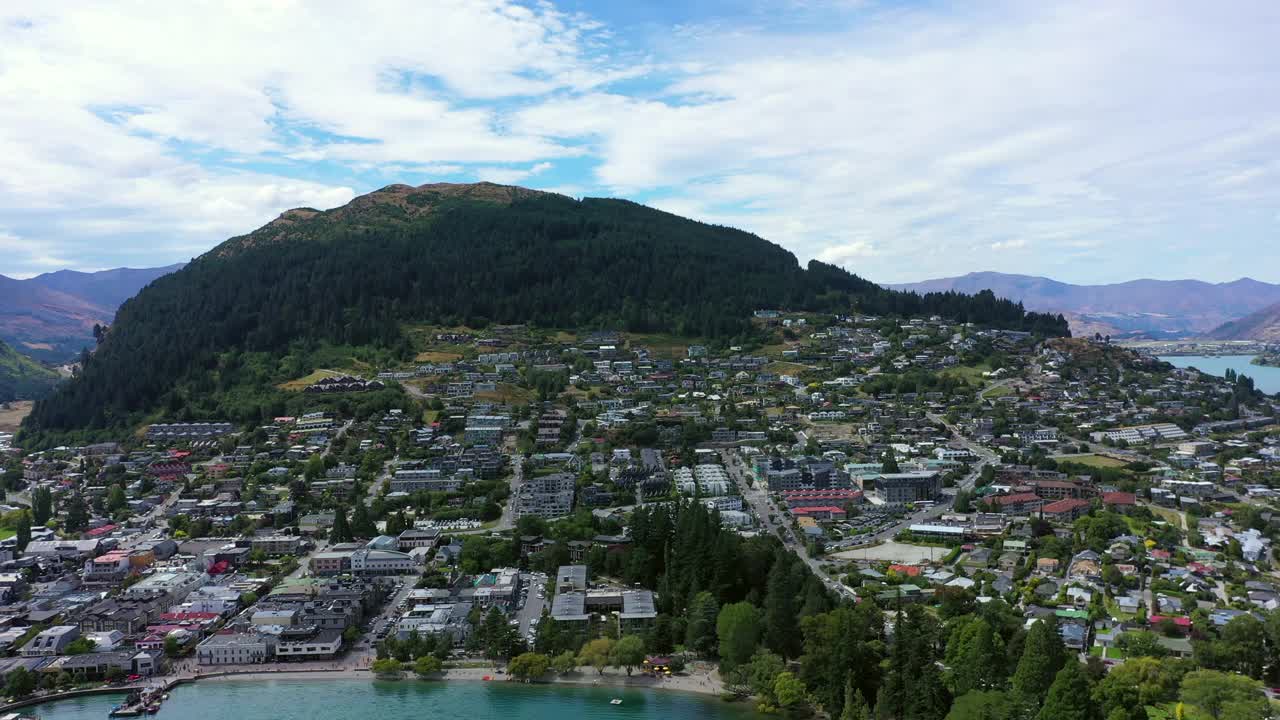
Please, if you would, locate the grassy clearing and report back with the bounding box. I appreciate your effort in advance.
[765,361,808,374]
[415,350,463,363]
[981,384,1015,399]
[1149,506,1188,531]
[0,400,34,432]
[758,343,792,358]
[625,332,697,360]
[474,383,534,404]
[1058,453,1128,469]
[277,369,345,391]
[939,363,992,385]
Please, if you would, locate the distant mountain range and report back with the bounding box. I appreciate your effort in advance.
[0,264,184,362]
[889,272,1280,339]
[1208,300,1280,342]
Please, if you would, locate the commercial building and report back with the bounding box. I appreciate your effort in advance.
[873,471,942,504]
[21,626,80,657]
[196,633,275,665]
[250,536,302,557]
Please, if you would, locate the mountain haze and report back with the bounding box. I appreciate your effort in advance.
[0,264,184,361]
[1208,300,1280,342]
[26,264,185,311]
[890,271,1280,339]
[20,182,1066,447]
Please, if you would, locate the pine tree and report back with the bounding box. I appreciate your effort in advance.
[65,494,90,532]
[351,502,376,538]
[14,510,31,551]
[763,550,801,658]
[947,618,1007,695]
[330,507,352,543]
[32,487,52,525]
[881,451,900,474]
[1036,662,1097,720]
[840,680,870,720]
[1012,619,1066,706]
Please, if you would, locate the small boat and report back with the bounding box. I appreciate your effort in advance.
[610,699,623,705]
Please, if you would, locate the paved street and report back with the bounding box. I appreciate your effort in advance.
[516,571,548,638]
[720,450,856,600]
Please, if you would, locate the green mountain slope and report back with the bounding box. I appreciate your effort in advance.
[0,338,60,402]
[20,182,1066,445]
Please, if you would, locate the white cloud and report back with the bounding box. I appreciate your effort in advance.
[0,229,71,275]
[1,1,1279,283]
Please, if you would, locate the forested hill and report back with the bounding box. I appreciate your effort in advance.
[20,182,1066,444]
[0,339,59,403]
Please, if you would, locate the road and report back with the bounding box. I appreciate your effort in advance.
[720,450,856,600]
[721,411,1004,595]
[496,453,522,532]
[516,571,548,638]
[926,411,998,492]
[359,578,418,659]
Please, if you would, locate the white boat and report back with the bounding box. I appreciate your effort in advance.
[610,699,622,705]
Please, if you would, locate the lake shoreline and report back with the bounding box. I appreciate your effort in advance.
[15,664,733,717]
[193,665,727,698]
[1160,354,1280,395]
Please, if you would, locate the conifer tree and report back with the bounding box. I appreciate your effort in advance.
[1036,662,1097,720]
[1012,619,1066,706]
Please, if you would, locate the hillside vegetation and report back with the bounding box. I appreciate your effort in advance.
[21,183,1066,446]
[0,339,59,403]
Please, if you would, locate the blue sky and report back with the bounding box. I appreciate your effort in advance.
[1,1,1278,285]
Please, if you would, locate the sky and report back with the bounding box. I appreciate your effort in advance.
[1,1,1278,284]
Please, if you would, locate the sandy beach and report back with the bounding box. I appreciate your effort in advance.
[186,663,726,698]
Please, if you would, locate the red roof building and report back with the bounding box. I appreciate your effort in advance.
[1102,491,1137,508]
[991,492,1044,515]
[1149,615,1192,635]
[783,489,863,508]
[1041,498,1091,522]
[791,506,848,521]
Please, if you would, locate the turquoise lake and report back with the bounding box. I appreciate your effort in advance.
[1159,355,1280,395]
[28,679,763,720]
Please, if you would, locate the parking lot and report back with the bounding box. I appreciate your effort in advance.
[516,571,548,643]
[367,578,416,652]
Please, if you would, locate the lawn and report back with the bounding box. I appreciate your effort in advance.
[1057,453,1128,469]
[0,400,34,432]
[277,369,346,391]
[473,383,534,404]
[625,332,699,359]
[415,350,463,363]
[939,363,991,385]
[981,384,1015,399]
[1149,506,1188,531]
[765,361,809,374]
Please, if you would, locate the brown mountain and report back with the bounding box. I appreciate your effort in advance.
[1208,301,1280,341]
[890,271,1280,339]
[0,264,183,362]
